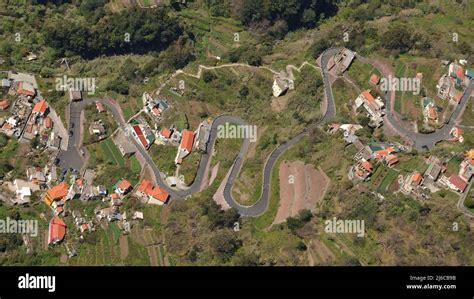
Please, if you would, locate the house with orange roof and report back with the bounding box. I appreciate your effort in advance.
[48,217,67,245]
[131,124,154,149]
[385,155,399,167]
[44,182,69,205]
[374,149,389,159]
[465,149,474,159]
[43,116,53,129]
[159,127,172,140]
[115,179,132,195]
[135,179,170,205]
[80,223,90,233]
[450,127,464,143]
[370,74,380,85]
[17,82,36,97]
[448,62,469,86]
[0,99,9,110]
[54,206,64,216]
[175,129,195,164]
[352,159,373,181]
[354,90,385,127]
[95,101,106,113]
[33,99,48,117]
[447,175,468,193]
[411,172,423,188]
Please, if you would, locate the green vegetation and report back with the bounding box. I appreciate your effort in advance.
[100,139,125,167]
[149,144,177,177]
[377,168,398,193]
[179,151,201,186]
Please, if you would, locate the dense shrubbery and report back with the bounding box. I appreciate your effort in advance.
[43,7,183,59]
[237,0,337,31]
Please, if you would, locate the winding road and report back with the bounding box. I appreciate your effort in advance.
[58,47,472,217]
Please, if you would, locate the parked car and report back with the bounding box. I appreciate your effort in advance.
[69,130,73,137]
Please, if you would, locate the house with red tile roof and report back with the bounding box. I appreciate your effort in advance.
[0,99,9,110]
[385,155,399,167]
[95,101,106,113]
[33,99,48,117]
[44,182,69,205]
[159,127,172,140]
[370,74,380,85]
[131,124,154,149]
[175,130,195,164]
[353,159,373,181]
[449,127,464,143]
[17,82,36,97]
[354,90,385,127]
[411,172,423,187]
[115,179,132,195]
[136,179,170,205]
[43,117,53,129]
[48,217,66,245]
[448,62,469,86]
[447,175,468,193]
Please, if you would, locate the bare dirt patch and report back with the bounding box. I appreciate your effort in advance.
[311,239,336,264]
[273,160,330,224]
[208,162,219,186]
[119,235,129,260]
[212,167,232,210]
[271,94,290,112]
[246,126,267,159]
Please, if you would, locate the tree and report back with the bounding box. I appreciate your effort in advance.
[239,86,249,99]
[107,80,129,95]
[120,58,139,81]
[202,200,240,229]
[310,38,330,59]
[203,71,217,83]
[210,230,242,261]
[465,197,474,209]
[381,25,414,53]
[247,54,262,66]
[0,133,8,148]
[233,251,260,266]
[302,9,317,28]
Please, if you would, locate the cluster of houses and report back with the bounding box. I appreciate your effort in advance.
[331,121,474,202]
[40,168,172,248]
[134,92,212,167]
[437,60,473,105]
[327,123,403,182]
[354,89,385,128]
[401,150,474,200]
[144,93,169,121]
[0,71,63,151]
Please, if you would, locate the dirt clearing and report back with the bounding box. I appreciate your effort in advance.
[273,160,330,224]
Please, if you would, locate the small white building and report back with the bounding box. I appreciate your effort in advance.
[272,77,289,97]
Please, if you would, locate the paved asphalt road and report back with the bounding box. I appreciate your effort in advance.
[57,98,128,172]
[58,47,471,216]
